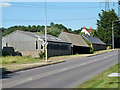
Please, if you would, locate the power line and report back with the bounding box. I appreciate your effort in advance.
[2,17,97,22]
[10,2,100,9]
[11,5,100,9]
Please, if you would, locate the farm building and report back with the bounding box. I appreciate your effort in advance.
[58,31,90,54]
[82,35,106,51]
[2,30,72,57]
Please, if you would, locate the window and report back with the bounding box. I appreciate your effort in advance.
[36,41,38,49]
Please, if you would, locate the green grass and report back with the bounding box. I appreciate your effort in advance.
[76,63,119,88]
[1,56,44,65]
[0,56,45,72]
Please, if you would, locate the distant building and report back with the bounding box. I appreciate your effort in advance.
[82,35,106,51]
[81,26,93,35]
[58,31,90,54]
[2,30,72,57]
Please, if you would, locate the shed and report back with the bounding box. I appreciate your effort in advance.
[82,35,106,51]
[58,31,90,54]
[2,30,72,57]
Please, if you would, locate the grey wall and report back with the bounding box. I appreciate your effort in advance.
[2,31,42,51]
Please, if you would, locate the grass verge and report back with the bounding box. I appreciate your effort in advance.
[0,56,64,73]
[0,56,44,73]
[76,63,119,88]
[1,56,44,65]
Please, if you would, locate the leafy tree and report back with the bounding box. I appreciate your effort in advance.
[79,32,85,36]
[73,28,82,34]
[50,22,54,26]
[47,27,61,37]
[94,9,120,48]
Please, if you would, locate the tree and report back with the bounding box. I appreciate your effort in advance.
[73,28,82,34]
[95,9,120,48]
[50,22,54,26]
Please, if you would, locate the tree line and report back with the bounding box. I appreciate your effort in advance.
[1,22,82,37]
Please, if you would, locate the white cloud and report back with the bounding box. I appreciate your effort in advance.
[0,3,11,7]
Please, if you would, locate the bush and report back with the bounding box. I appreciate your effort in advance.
[90,48,94,53]
[39,51,45,59]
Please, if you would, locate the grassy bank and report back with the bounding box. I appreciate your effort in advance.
[0,56,45,72]
[1,56,44,65]
[76,63,119,88]
[0,56,65,72]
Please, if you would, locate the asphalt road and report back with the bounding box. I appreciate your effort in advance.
[2,50,119,88]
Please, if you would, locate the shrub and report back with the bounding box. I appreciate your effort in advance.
[90,48,94,53]
[39,51,45,59]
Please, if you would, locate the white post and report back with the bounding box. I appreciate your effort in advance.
[45,0,47,62]
[112,21,114,49]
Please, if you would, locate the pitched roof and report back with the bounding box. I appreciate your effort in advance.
[82,35,106,45]
[6,30,71,44]
[86,29,93,33]
[61,32,89,47]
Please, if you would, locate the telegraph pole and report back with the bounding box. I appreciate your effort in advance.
[45,0,48,62]
[105,0,109,11]
[112,21,114,49]
[112,20,120,49]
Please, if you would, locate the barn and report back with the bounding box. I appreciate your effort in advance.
[82,35,106,51]
[58,31,90,54]
[2,30,72,57]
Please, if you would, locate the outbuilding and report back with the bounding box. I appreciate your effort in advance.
[2,30,72,57]
[82,35,106,51]
[58,31,90,54]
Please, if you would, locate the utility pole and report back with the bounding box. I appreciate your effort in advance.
[45,0,47,62]
[112,20,120,49]
[119,0,120,19]
[112,21,114,49]
[100,0,110,11]
[105,0,109,11]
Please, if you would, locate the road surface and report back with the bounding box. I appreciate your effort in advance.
[2,50,119,88]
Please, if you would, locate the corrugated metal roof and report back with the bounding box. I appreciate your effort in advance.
[62,32,89,47]
[82,35,106,45]
[15,30,71,43]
